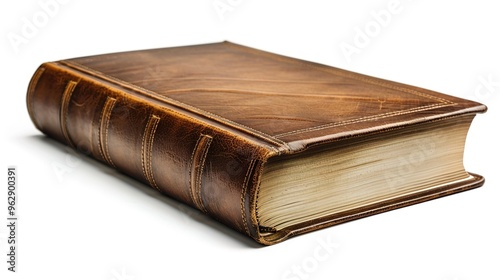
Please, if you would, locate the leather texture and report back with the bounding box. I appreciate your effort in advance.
[26,41,487,245]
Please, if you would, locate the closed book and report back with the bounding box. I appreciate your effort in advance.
[26,41,486,245]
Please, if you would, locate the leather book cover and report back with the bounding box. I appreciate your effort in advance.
[26,41,487,245]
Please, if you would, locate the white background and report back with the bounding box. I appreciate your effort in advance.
[1,1,499,279]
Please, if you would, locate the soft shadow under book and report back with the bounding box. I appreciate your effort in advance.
[26,42,486,245]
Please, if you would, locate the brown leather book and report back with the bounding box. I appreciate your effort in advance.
[26,41,486,245]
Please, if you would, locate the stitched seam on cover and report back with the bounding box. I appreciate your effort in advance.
[59,60,290,152]
[188,134,213,212]
[240,159,256,237]
[97,97,117,167]
[254,160,263,233]
[141,114,161,192]
[275,102,456,138]
[27,67,46,130]
[147,117,160,190]
[60,80,78,148]
[103,99,116,167]
[188,136,203,207]
[306,113,475,151]
[196,136,212,213]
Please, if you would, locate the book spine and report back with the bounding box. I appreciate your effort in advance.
[26,62,272,242]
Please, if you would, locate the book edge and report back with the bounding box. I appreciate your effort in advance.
[30,44,488,246]
[254,172,484,245]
